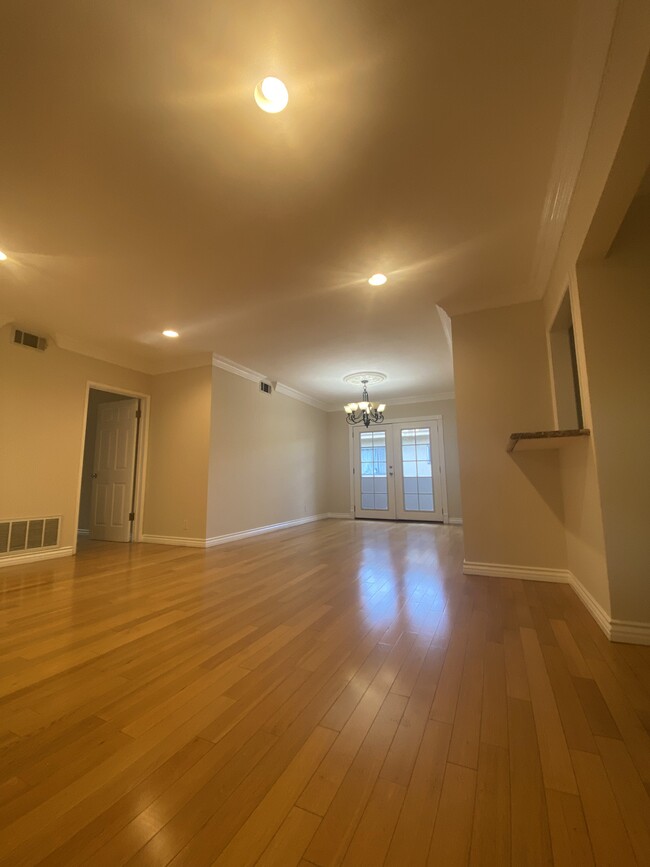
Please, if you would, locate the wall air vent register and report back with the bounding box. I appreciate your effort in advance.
[13,328,48,351]
[0,517,60,556]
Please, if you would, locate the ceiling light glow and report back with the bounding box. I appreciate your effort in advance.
[368,273,387,286]
[162,329,179,338]
[0,251,7,261]
[254,77,289,113]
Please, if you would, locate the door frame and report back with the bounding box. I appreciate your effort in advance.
[348,415,449,523]
[73,381,151,552]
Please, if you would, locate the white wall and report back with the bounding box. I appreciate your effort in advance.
[452,301,568,570]
[207,366,329,538]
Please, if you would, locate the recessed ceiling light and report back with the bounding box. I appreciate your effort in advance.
[368,273,387,286]
[254,77,289,113]
[0,251,7,261]
[162,329,179,338]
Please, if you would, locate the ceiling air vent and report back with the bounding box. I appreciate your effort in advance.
[13,328,48,351]
[259,381,273,395]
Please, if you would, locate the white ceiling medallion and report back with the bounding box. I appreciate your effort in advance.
[343,372,387,386]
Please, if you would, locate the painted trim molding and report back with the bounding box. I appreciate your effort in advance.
[142,514,332,550]
[274,383,330,412]
[447,517,463,526]
[566,571,612,640]
[608,619,650,646]
[0,546,75,568]
[141,534,207,548]
[77,528,90,536]
[212,355,330,411]
[205,514,329,547]
[463,560,650,646]
[463,561,570,583]
[385,391,456,406]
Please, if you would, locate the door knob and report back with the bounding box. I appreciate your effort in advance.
[91,473,98,479]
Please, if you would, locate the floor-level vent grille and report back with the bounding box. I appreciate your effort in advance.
[0,517,60,556]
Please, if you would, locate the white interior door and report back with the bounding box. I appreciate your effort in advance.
[90,399,139,542]
[393,422,444,522]
[353,426,396,519]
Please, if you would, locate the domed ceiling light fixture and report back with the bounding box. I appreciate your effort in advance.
[343,372,387,427]
[254,77,289,113]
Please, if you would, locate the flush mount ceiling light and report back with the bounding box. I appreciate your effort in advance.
[368,273,387,286]
[254,77,289,113]
[162,329,179,338]
[0,251,7,261]
[343,373,387,427]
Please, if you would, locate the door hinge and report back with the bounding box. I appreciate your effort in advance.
[129,512,135,521]
[135,409,142,419]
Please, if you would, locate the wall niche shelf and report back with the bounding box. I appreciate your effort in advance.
[507,429,590,453]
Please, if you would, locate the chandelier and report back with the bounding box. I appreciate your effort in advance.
[344,379,386,427]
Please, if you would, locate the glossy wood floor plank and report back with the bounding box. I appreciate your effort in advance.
[0,520,649,865]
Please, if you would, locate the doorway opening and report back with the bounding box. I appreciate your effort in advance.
[77,386,147,544]
[350,417,448,522]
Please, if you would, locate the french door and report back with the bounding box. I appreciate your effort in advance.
[353,421,444,522]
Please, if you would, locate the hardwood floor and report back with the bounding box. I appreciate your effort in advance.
[1,519,649,866]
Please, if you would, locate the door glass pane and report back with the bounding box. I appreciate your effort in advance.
[359,431,388,510]
[400,428,434,511]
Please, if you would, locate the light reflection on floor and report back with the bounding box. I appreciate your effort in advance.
[354,522,454,634]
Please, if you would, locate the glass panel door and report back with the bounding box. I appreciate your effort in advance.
[353,426,396,519]
[393,422,444,522]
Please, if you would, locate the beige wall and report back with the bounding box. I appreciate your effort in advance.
[0,327,151,550]
[207,367,329,538]
[326,399,463,521]
[327,411,352,516]
[143,365,213,541]
[576,193,650,623]
[452,301,567,568]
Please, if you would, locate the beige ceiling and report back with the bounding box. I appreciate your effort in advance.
[0,0,618,403]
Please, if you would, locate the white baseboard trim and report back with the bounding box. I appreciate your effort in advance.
[463,560,570,583]
[141,535,207,548]
[447,517,463,525]
[205,514,329,547]
[608,619,650,645]
[142,514,330,550]
[0,546,75,568]
[565,572,611,639]
[327,512,354,520]
[462,560,650,646]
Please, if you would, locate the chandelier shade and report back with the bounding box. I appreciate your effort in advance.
[344,379,386,427]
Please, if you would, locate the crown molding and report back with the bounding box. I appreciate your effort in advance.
[388,392,456,406]
[212,354,330,412]
[274,383,330,412]
[325,391,455,412]
[212,354,264,384]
